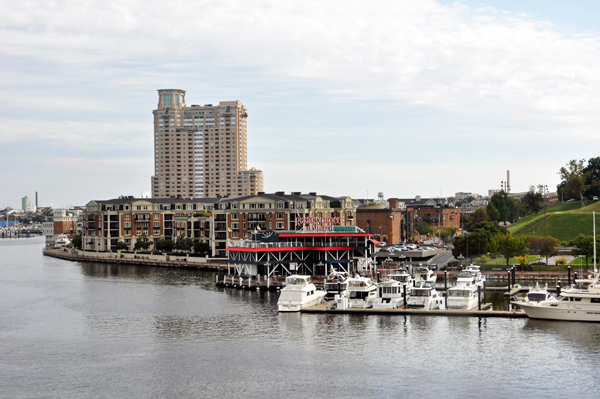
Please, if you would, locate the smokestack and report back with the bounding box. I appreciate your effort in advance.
[36,192,38,208]
[507,170,511,193]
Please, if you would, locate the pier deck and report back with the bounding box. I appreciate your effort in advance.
[302,302,527,318]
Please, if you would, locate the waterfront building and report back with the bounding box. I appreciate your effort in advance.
[150,89,263,199]
[356,198,406,245]
[43,209,83,243]
[227,228,375,277]
[82,197,218,254]
[81,192,357,258]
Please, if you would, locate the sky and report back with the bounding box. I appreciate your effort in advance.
[1,0,600,209]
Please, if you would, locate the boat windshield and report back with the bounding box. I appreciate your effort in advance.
[527,293,548,302]
[411,289,432,297]
[325,282,346,291]
[448,289,471,297]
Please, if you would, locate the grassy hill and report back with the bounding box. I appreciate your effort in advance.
[509,200,600,242]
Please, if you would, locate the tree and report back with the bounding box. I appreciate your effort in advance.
[452,232,489,262]
[115,241,129,251]
[489,234,529,266]
[416,221,431,236]
[572,234,596,267]
[490,191,517,223]
[558,159,589,207]
[522,186,543,215]
[154,239,174,253]
[486,203,500,222]
[528,236,559,265]
[467,209,489,231]
[174,234,193,253]
[193,241,211,256]
[440,227,458,239]
[72,234,82,250]
[133,233,152,251]
[583,156,600,198]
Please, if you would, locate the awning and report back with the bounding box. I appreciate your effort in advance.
[370,240,381,245]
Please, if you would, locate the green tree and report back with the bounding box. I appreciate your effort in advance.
[572,234,596,267]
[467,208,489,231]
[440,227,458,239]
[115,241,129,251]
[193,241,211,256]
[583,156,600,198]
[490,191,517,224]
[486,203,500,222]
[452,232,488,262]
[522,186,543,215]
[174,234,193,253]
[489,234,529,266]
[558,159,589,208]
[133,233,152,251]
[71,234,82,250]
[528,236,559,265]
[416,221,431,236]
[154,239,174,253]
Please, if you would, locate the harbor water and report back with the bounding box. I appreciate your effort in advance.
[2,236,600,398]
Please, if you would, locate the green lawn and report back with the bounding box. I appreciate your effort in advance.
[509,200,600,242]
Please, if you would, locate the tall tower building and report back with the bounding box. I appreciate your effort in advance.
[151,89,263,198]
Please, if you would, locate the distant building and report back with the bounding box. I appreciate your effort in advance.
[22,196,29,211]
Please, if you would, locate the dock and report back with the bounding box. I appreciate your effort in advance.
[302,301,527,318]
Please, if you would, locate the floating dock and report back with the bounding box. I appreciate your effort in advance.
[302,301,527,318]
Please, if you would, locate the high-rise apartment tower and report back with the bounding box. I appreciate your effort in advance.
[151,89,263,198]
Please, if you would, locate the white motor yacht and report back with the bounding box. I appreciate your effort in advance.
[413,266,437,284]
[513,273,600,322]
[373,279,406,309]
[346,276,378,309]
[54,234,71,248]
[323,270,349,301]
[447,267,484,310]
[406,280,442,310]
[277,275,326,312]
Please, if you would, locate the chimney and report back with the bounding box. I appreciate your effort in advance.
[291,192,301,196]
[275,191,285,196]
[257,192,265,196]
[309,192,317,196]
[415,195,421,201]
[389,198,398,209]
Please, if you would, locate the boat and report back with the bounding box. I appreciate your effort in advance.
[54,234,71,248]
[447,266,485,310]
[413,266,437,284]
[406,280,442,310]
[512,273,600,322]
[519,283,555,304]
[323,270,349,301]
[373,278,406,309]
[277,275,326,312]
[346,276,378,309]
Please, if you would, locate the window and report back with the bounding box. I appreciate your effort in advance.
[277,213,284,220]
[231,214,239,220]
[124,222,131,228]
[153,222,160,228]
[154,214,160,220]
[125,214,131,220]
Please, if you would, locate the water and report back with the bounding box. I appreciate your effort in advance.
[2,237,600,398]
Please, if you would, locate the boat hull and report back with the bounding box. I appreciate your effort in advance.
[516,303,600,322]
[277,293,325,312]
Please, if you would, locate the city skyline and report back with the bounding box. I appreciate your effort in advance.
[2,1,600,208]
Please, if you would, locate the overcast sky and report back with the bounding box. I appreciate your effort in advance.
[1,0,599,209]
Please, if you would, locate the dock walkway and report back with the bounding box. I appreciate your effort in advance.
[302,302,527,318]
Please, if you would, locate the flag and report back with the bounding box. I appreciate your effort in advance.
[227,228,232,232]
[257,226,261,231]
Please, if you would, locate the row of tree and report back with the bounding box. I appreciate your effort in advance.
[452,222,598,267]
[558,157,600,206]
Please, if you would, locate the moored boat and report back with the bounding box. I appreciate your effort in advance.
[277,275,326,312]
[346,276,377,309]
